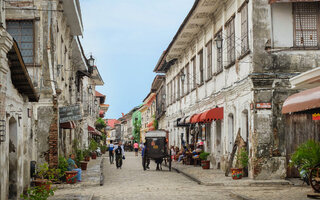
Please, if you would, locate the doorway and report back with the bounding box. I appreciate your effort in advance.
[9,117,18,199]
[215,120,222,169]
[228,114,234,153]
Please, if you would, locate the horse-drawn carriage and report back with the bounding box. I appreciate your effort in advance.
[142,130,171,171]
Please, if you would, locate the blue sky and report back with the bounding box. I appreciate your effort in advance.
[79,0,194,119]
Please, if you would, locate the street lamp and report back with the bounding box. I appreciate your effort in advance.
[94,99,98,106]
[88,86,92,94]
[162,94,166,100]
[88,55,95,67]
[180,72,186,82]
[215,35,223,49]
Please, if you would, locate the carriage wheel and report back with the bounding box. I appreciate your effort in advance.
[142,155,147,171]
[310,164,320,193]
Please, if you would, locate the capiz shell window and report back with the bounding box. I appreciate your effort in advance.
[7,20,34,64]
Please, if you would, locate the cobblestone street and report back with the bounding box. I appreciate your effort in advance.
[52,152,314,200]
[53,152,234,200]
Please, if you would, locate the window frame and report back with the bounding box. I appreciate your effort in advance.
[191,56,197,90]
[293,2,320,48]
[6,19,35,65]
[198,49,204,85]
[225,15,236,67]
[206,40,213,80]
[240,2,249,55]
[215,30,223,74]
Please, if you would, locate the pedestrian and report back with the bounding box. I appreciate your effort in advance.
[108,141,114,164]
[67,154,82,182]
[114,141,125,169]
[142,142,150,170]
[134,141,139,156]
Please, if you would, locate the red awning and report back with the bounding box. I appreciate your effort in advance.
[199,107,224,123]
[190,114,202,124]
[282,86,320,114]
[88,126,102,136]
[269,0,320,3]
[60,121,76,129]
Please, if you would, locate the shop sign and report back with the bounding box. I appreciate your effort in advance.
[256,103,272,109]
[313,113,320,121]
[59,104,82,123]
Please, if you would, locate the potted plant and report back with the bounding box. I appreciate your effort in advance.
[32,163,52,191]
[199,152,210,169]
[101,145,107,154]
[290,140,320,190]
[20,185,55,200]
[83,149,91,162]
[58,156,68,182]
[231,147,249,180]
[95,117,106,131]
[89,139,98,159]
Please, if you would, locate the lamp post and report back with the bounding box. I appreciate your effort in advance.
[88,55,95,67]
[88,86,92,94]
[180,72,186,82]
[94,99,98,106]
[215,35,223,49]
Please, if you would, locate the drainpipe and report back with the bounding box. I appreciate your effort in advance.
[47,1,56,96]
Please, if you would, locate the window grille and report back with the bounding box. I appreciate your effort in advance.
[206,41,212,79]
[199,50,204,84]
[192,57,197,89]
[216,31,223,72]
[241,3,249,54]
[294,2,319,47]
[7,20,34,64]
[177,75,180,100]
[181,68,184,96]
[186,63,190,93]
[226,18,235,65]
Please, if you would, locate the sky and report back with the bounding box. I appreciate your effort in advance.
[79,0,195,119]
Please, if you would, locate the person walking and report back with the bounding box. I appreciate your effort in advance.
[134,141,139,156]
[108,141,114,164]
[114,141,125,169]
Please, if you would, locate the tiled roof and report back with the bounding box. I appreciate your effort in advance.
[106,119,120,129]
[95,91,105,97]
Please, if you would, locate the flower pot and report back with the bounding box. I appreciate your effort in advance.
[33,179,52,191]
[65,171,78,184]
[91,152,97,159]
[201,160,210,169]
[85,156,90,162]
[80,161,88,170]
[231,168,243,180]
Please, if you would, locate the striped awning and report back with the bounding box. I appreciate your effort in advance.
[60,121,76,129]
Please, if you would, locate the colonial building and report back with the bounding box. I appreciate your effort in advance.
[154,0,318,179]
[139,92,156,143]
[151,75,166,130]
[1,0,105,198]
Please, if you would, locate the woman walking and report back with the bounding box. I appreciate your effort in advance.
[134,141,139,156]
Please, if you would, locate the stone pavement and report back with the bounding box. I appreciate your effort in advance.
[50,155,105,200]
[52,153,314,200]
[171,161,291,186]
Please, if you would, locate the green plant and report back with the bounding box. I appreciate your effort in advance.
[153,115,158,130]
[83,149,91,158]
[290,140,320,171]
[89,139,98,152]
[133,119,141,143]
[236,147,249,168]
[58,156,68,175]
[75,149,84,166]
[100,145,107,152]
[37,163,49,180]
[199,152,210,161]
[95,117,106,131]
[21,185,55,200]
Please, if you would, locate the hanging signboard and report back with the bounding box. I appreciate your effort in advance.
[59,104,82,123]
[313,113,320,121]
